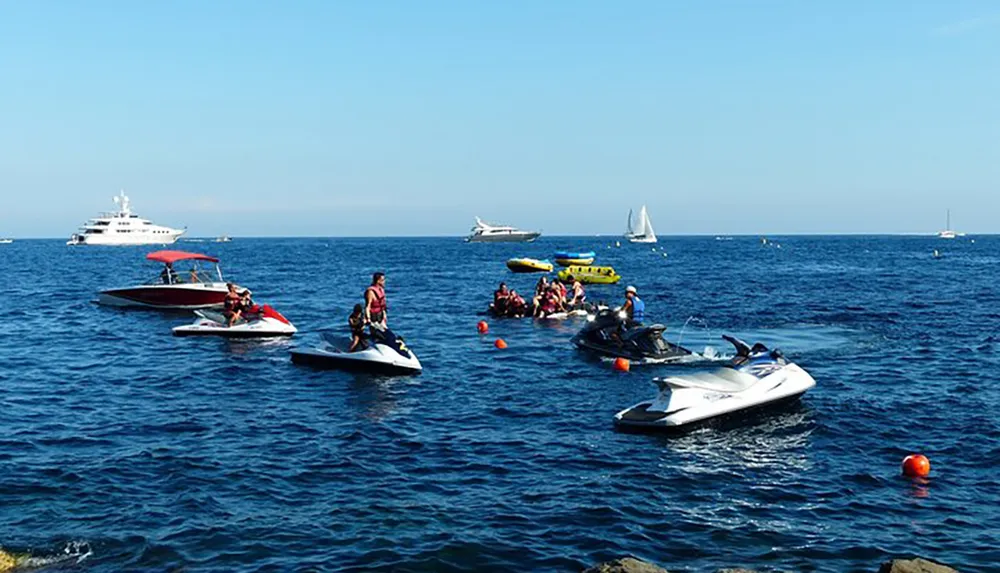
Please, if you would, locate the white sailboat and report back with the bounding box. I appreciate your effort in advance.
[937,209,963,239]
[625,205,657,244]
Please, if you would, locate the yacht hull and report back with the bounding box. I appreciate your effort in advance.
[466,232,541,243]
[68,230,184,246]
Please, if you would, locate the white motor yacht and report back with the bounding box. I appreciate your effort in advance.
[465,217,540,243]
[67,191,184,246]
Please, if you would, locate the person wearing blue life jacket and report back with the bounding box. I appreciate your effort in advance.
[622,285,645,326]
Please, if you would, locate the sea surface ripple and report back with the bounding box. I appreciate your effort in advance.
[1,236,997,572]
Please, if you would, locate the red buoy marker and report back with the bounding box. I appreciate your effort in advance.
[612,357,630,372]
[494,338,507,349]
[477,320,489,334]
[902,454,931,478]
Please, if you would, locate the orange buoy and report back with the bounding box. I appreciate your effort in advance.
[477,320,489,334]
[902,454,931,478]
[494,338,507,349]
[612,357,630,372]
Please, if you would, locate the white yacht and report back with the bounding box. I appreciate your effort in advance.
[67,191,185,246]
[0,238,12,245]
[465,217,540,243]
[625,205,657,243]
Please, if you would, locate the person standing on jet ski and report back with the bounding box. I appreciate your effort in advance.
[622,285,645,326]
[364,272,388,328]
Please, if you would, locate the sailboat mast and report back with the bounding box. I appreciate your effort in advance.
[946,209,951,231]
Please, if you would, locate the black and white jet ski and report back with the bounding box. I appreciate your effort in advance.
[614,335,816,431]
[172,304,297,338]
[570,309,693,363]
[290,325,422,375]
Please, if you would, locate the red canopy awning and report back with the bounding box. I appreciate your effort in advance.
[146,250,219,264]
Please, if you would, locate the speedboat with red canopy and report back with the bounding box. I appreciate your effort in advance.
[98,250,241,309]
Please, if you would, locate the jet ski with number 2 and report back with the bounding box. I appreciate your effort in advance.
[290,325,422,375]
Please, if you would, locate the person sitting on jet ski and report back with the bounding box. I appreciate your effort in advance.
[238,289,256,316]
[622,285,645,326]
[223,283,242,327]
[348,303,367,352]
[364,272,388,328]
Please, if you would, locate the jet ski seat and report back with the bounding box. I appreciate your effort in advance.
[654,368,760,393]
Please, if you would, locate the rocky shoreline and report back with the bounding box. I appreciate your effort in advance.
[583,556,960,573]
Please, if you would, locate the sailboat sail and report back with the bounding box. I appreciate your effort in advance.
[625,205,657,243]
[643,208,656,242]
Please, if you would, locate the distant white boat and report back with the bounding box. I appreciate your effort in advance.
[0,238,12,244]
[465,217,540,243]
[937,209,964,239]
[216,235,233,243]
[625,205,657,244]
[67,191,185,246]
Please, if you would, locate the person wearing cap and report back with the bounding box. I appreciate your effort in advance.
[622,285,645,326]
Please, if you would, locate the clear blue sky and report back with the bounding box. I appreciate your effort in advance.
[1,1,998,237]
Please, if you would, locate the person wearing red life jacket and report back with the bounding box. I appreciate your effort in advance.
[364,272,388,328]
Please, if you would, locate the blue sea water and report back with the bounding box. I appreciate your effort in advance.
[1,236,998,572]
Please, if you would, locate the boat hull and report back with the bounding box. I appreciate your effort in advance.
[614,363,816,432]
[467,232,541,243]
[68,230,185,246]
[99,284,230,309]
[291,346,422,375]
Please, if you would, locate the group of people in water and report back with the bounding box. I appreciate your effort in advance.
[491,275,588,318]
[490,276,645,324]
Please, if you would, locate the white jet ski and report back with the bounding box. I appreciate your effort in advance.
[172,304,297,338]
[614,335,816,431]
[290,325,422,375]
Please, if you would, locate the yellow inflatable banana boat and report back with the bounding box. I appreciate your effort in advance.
[557,265,621,284]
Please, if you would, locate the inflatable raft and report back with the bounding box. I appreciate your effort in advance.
[506,258,554,273]
[553,250,596,266]
[557,265,621,284]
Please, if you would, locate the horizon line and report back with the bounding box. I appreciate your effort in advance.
[3,232,990,241]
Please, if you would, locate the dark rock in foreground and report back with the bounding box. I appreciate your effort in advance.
[584,556,960,573]
[879,558,959,573]
[582,557,670,573]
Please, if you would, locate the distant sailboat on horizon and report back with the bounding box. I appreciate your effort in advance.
[937,209,964,239]
[625,205,657,244]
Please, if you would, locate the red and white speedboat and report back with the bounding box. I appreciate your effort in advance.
[98,250,241,309]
